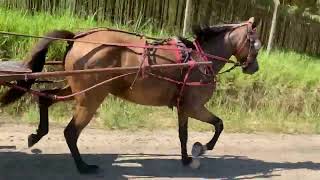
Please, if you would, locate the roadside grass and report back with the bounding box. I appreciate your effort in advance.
[0,8,320,134]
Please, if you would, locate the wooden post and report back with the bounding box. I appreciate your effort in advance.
[182,0,191,36]
[267,0,280,54]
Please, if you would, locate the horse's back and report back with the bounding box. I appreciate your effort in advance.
[65,30,145,70]
[64,30,179,106]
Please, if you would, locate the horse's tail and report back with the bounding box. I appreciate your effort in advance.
[0,30,75,106]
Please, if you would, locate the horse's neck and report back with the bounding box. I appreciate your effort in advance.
[200,33,233,73]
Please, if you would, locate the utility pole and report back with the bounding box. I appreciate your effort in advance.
[183,0,191,37]
[267,0,280,54]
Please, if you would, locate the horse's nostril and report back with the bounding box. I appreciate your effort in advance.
[242,61,259,74]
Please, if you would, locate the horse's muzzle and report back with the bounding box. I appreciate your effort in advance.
[242,60,259,74]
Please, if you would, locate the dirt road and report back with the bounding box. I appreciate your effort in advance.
[0,123,319,180]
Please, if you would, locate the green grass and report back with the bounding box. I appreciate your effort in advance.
[212,51,320,132]
[0,8,169,59]
[0,8,320,134]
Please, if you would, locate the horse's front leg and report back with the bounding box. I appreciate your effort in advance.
[178,111,190,164]
[178,110,202,169]
[186,105,224,157]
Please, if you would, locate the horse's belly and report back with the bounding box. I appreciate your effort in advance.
[111,79,177,106]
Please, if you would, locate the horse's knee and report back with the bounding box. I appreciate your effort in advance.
[213,118,224,132]
[38,94,54,106]
[205,117,224,151]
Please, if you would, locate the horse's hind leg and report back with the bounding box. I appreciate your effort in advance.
[28,86,72,147]
[64,92,106,174]
[28,96,51,148]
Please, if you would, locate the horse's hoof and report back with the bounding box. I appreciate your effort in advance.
[189,158,201,169]
[28,134,38,148]
[182,156,193,166]
[191,142,206,157]
[78,164,100,174]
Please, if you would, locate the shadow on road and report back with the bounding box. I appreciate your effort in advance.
[0,151,319,180]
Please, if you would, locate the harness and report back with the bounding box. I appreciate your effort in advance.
[0,23,257,111]
[130,38,214,111]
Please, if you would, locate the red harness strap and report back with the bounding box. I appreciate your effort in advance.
[141,41,151,77]
[194,40,209,62]
[176,60,195,111]
[147,71,210,86]
[167,38,184,63]
[1,81,57,100]
[2,72,136,101]
[166,39,195,110]
[193,40,214,74]
[130,41,150,89]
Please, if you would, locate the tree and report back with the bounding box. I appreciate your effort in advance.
[267,0,280,54]
[281,0,320,15]
[182,0,191,36]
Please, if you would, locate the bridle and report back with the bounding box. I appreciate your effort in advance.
[217,22,260,74]
[192,21,260,75]
[231,21,260,68]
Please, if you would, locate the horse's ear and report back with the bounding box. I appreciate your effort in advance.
[192,25,202,36]
[248,17,255,24]
[253,18,260,29]
[248,17,257,29]
[192,24,209,38]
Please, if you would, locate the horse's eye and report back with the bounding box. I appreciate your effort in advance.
[254,40,261,50]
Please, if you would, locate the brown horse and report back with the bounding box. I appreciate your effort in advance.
[0,17,261,174]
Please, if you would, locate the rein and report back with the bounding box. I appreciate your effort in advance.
[0,26,252,109]
[0,31,236,65]
[1,72,137,101]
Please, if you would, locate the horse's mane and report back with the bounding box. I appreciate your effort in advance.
[192,23,242,41]
[177,23,242,49]
[177,36,195,49]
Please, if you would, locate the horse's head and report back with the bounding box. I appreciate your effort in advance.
[229,17,261,74]
[193,17,261,75]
